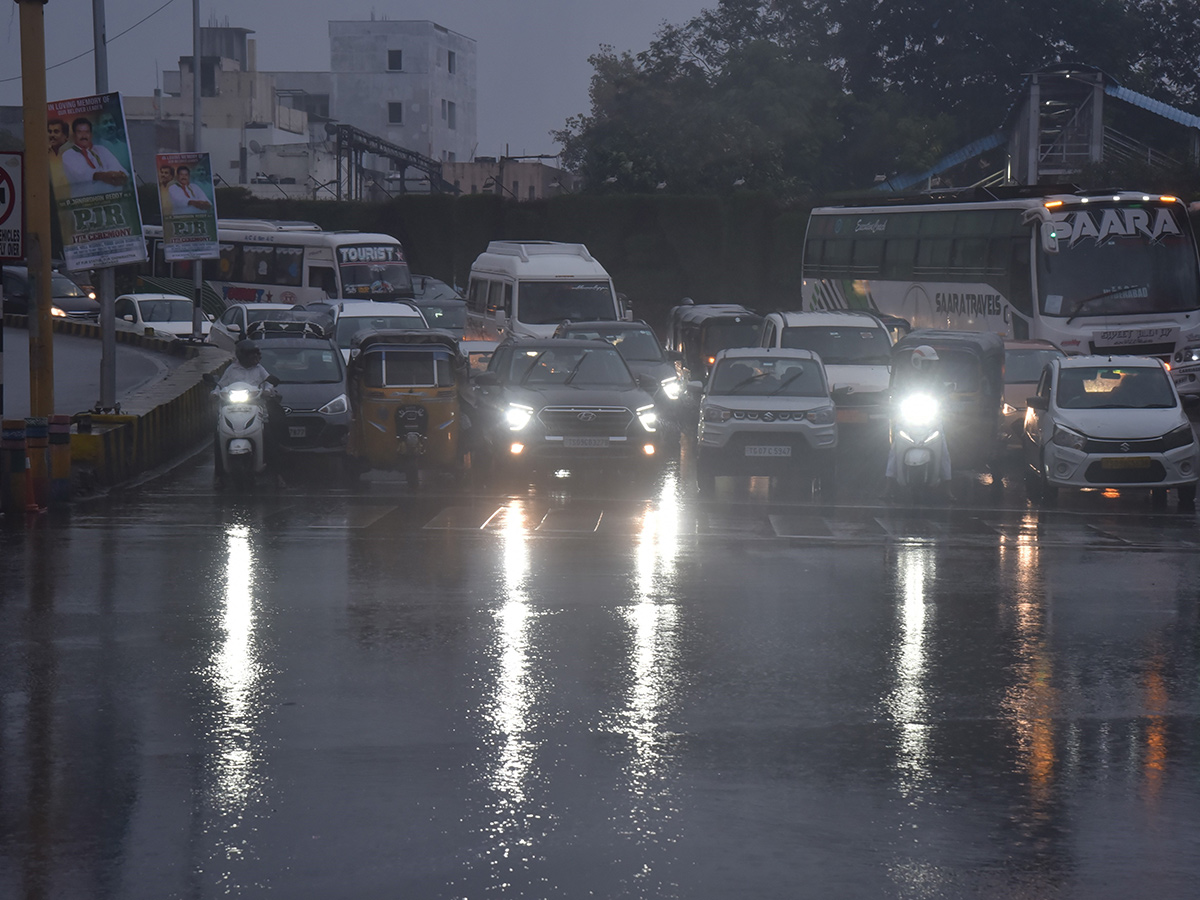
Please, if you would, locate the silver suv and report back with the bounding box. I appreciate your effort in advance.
[695,347,838,493]
[758,310,892,427]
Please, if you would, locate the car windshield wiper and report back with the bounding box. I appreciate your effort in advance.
[727,372,768,393]
[770,371,807,396]
[563,355,590,385]
[517,351,551,386]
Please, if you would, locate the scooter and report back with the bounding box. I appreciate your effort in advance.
[206,376,273,490]
[887,391,951,501]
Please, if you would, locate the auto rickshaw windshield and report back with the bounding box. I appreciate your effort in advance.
[363,348,455,388]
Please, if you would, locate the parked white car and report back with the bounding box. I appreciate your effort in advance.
[695,347,838,494]
[1022,354,1199,508]
[210,302,296,350]
[114,293,212,338]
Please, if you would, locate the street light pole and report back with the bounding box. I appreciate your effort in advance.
[17,0,54,418]
[191,0,203,337]
[93,0,117,412]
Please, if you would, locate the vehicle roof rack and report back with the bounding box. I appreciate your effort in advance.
[246,319,329,340]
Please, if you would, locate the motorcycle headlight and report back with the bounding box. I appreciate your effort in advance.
[1051,423,1087,451]
[319,393,349,416]
[229,389,251,404]
[506,404,534,431]
[1162,423,1195,450]
[806,405,836,425]
[659,376,683,401]
[637,404,658,432]
[897,393,939,427]
[702,405,732,423]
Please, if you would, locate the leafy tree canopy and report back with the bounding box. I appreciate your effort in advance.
[554,0,1200,197]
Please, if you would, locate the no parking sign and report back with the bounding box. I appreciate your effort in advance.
[0,151,22,260]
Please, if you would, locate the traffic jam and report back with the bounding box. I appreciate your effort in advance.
[199,232,1200,513]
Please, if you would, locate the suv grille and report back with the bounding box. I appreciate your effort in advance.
[538,406,632,435]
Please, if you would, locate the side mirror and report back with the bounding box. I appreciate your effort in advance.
[687,379,704,393]
[666,349,683,362]
[1026,395,1048,411]
[1040,221,1060,254]
[636,373,658,392]
[1182,393,1200,408]
[122,314,135,322]
[831,386,853,402]
[474,371,500,387]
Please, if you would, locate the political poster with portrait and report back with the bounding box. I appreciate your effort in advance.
[46,92,146,270]
[155,151,219,261]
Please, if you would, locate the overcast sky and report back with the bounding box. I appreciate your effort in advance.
[1,0,712,158]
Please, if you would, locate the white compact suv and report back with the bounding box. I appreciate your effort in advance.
[1022,354,1199,509]
[695,347,838,493]
[758,310,892,427]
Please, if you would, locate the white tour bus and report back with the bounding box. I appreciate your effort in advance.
[801,188,1200,357]
[463,241,624,341]
[141,219,413,307]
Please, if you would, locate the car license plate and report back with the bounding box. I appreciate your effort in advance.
[1101,456,1150,469]
[837,408,867,424]
[745,445,791,457]
[288,426,307,439]
[564,436,608,448]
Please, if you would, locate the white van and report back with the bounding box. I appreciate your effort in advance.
[463,241,625,341]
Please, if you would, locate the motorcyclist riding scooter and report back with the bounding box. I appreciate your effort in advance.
[885,344,953,501]
[212,339,284,487]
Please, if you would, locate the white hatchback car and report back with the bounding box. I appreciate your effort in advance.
[332,300,429,362]
[114,293,213,338]
[1022,355,1199,508]
[695,347,838,493]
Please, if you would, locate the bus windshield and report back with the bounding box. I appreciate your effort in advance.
[1039,208,1200,318]
[337,244,413,301]
[517,281,616,325]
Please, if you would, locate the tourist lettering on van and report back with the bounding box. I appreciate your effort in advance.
[338,245,405,264]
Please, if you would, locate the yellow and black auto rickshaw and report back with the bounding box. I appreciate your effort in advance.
[346,329,469,488]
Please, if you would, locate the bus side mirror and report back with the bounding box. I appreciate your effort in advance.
[1040,221,1060,254]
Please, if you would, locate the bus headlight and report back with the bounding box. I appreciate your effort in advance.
[506,404,534,431]
[637,404,658,432]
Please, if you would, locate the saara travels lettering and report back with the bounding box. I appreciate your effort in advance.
[1052,208,1181,247]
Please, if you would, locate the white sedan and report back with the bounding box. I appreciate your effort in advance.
[1022,354,1199,509]
[114,293,212,338]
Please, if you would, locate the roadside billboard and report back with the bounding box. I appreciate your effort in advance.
[155,151,219,261]
[47,92,146,270]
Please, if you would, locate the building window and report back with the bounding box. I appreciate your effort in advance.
[528,185,536,200]
[388,50,403,71]
[388,102,403,124]
[512,180,519,197]
[447,101,456,130]
[447,51,456,74]
[447,151,456,162]
[441,99,446,120]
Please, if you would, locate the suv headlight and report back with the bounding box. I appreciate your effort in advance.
[1051,423,1087,451]
[1162,423,1195,450]
[506,404,534,431]
[318,393,349,416]
[637,404,658,432]
[702,405,732,423]
[659,376,683,401]
[805,405,836,425]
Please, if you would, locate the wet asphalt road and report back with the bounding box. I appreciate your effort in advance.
[2,435,1200,899]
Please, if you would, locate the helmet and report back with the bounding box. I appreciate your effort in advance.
[235,339,262,367]
[910,345,939,372]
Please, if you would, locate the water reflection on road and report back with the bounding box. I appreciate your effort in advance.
[2,452,1200,898]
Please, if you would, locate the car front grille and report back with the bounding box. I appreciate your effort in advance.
[1084,460,1167,483]
[1083,434,1183,453]
[538,406,632,435]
